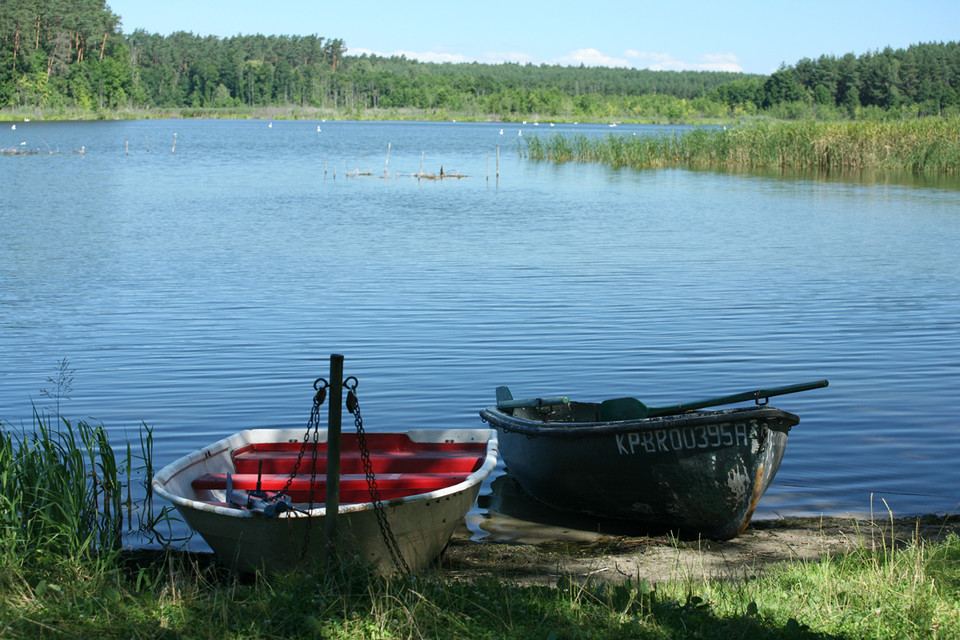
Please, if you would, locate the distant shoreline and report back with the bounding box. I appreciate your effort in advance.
[0,105,740,126]
[6,109,957,173]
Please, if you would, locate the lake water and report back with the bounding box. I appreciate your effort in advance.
[2,119,959,546]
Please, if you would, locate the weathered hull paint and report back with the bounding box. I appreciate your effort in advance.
[479,404,798,539]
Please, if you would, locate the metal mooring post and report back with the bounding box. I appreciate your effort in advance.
[324,354,344,569]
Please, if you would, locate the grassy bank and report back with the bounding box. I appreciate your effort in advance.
[2,411,959,638]
[525,118,960,173]
[2,522,958,638]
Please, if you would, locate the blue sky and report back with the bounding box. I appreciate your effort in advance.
[106,1,959,75]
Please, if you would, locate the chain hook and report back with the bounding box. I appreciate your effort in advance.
[344,376,359,414]
[313,377,329,406]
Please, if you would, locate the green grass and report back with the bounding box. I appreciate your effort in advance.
[525,118,960,173]
[3,396,958,638]
[2,529,958,639]
[670,530,960,639]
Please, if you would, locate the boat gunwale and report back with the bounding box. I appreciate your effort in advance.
[479,405,799,438]
[152,427,499,519]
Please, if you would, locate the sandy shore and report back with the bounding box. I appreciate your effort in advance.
[435,515,960,585]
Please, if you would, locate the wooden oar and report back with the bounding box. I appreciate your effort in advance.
[600,379,829,421]
[496,385,569,409]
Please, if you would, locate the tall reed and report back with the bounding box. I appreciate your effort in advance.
[0,412,169,570]
[525,118,960,173]
[1,416,118,565]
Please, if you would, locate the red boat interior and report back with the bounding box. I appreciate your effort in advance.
[191,433,488,505]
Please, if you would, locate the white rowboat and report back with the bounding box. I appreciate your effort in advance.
[152,427,498,573]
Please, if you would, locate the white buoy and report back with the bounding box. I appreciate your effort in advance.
[11,124,15,130]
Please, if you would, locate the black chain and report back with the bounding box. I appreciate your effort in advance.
[274,378,327,500]
[305,379,326,515]
[346,377,411,575]
[276,378,326,559]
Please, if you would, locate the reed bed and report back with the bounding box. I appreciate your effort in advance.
[1,417,120,565]
[525,118,960,173]
[0,412,169,573]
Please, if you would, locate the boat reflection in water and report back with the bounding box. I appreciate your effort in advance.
[478,472,663,545]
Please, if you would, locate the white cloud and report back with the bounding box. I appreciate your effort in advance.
[697,53,744,72]
[348,46,744,72]
[625,50,743,72]
[393,49,472,64]
[554,48,632,68]
[482,51,536,65]
[624,50,686,70]
[347,47,380,58]
[348,46,534,65]
[348,46,470,63]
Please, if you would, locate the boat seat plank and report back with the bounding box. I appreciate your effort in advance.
[231,449,484,475]
[191,472,469,503]
[233,439,487,454]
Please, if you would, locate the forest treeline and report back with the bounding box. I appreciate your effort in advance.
[2,0,960,121]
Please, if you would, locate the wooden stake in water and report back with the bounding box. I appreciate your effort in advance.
[125,139,129,156]
[146,136,149,153]
[171,133,177,154]
[325,353,344,569]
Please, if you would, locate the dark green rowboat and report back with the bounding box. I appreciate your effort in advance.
[480,381,827,540]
